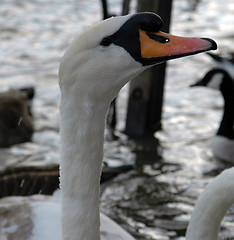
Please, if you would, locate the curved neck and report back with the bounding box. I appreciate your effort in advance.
[186,167,234,240]
[59,90,109,240]
[217,82,234,139]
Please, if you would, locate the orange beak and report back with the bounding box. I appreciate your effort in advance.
[139,30,217,64]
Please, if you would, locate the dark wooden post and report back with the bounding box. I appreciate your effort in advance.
[125,0,172,138]
[122,0,131,15]
[100,0,108,19]
[102,0,132,139]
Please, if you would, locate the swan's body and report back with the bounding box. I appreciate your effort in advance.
[186,167,234,240]
[0,191,134,240]
[0,13,216,240]
[191,68,234,161]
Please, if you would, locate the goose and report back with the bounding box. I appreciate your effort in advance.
[191,68,234,162]
[186,166,234,240]
[0,12,216,240]
[207,52,234,79]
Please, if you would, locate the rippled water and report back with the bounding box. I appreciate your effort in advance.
[1,0,234,239]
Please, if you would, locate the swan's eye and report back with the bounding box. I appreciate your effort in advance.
[100,37,112,47]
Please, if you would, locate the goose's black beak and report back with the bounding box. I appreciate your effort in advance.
[190,80,203,87]
[139,30,217,65]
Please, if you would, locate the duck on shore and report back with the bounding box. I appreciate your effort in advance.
[0,87,34,148]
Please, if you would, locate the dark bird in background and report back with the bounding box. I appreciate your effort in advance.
[191,68,234,162]
[207,52,234,80]
[0,87,34,147]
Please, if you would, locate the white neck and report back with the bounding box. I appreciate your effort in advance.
[186,167,234,240]
[59,89,110,240]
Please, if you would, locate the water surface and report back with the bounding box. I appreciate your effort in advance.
[1,0,234,239]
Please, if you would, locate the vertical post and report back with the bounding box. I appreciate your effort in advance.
[122,0,131,15]
[104,0,132,139]
[125,0,172,138]
[100,0,108,19]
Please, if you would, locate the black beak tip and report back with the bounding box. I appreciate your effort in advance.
[190,83,197,87]
[190,81,203,88]
[201,38,217,51]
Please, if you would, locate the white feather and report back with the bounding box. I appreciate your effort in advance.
[186,167,234,240]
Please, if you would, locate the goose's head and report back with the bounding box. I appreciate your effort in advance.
[191,68,233,98]
[59,12,217,102]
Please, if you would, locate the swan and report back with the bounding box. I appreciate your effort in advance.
[186,166,234,240]
[191,68,234,161]
[0,12,217,240]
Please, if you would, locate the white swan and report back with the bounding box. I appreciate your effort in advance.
[191,68,234,161]
[0,12,216,240]
[186,167,234,240]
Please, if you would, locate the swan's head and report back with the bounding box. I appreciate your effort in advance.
[59,12,217,102]
[191,68,233,97]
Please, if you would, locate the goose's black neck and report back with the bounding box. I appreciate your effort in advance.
[216,70,234,139]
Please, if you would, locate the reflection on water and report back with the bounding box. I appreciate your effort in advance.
[1,0,234,239]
